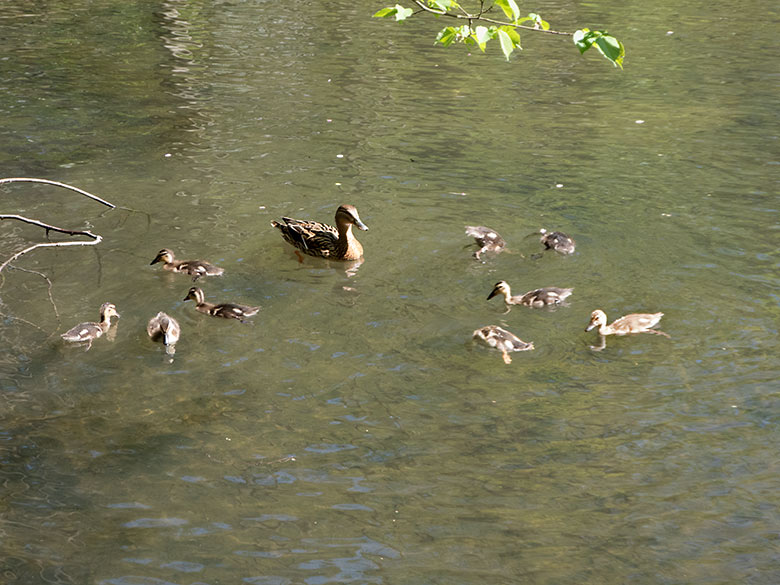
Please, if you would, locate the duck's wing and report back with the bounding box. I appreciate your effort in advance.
[465,226,505,246]
[613,312,664,332]
[178,260,224,278]
[61,322,102,342]
[212,303,260,320]
[273,218,339,256]
[521,287,573,306]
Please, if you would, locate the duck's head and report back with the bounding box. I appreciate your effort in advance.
[183,287,205,303]
[336,205,368,231]
[487,281,510,301]
[100,302,120,320]
[151,248,174,265]
[585,310,606,331]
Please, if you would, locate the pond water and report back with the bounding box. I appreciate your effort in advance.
[1,1,777,584]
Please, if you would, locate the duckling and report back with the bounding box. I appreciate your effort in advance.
[585,309,670,351]
[61,302,120,350]
[539,229,575,255]
[271,204,368,261]
[465,225,506,260]
[147,312,181,356]
[183,287,259,322]
[487,280,573,310]
[150,248,224,281]
[473,325,534,364]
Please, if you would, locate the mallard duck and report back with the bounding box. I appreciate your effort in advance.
[539,229,575,255]
[585,309,670,351]
[150,248,224,281]
[61,302,120,350]
[473,325,534,364]
[183,287,259,322]
[465,225,506,260]
[271,204,368,261]
[487,280,573,309]
[147,312,181,356]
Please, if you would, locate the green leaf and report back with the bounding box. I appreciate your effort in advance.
[594,34,625,68]
[500,25,521,48]
[436,26,458,47]
[573,28,596,54]
[497,29,514,60]
[393,4,413,21]
[473,25,492,52]
[428,0,458,10]
[519,13,549,30]
[573,29,625,68]
[495,0,520,22]
[372,7,396,17]
[372,5,413,20]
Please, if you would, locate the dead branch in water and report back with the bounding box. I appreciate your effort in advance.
[0,177,115,209]
[0,177,117,330]
[1,177,115,278]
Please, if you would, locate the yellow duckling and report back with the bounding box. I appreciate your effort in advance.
[473,325,534,364]
[585,309,670,351]
[147,312,181,356]
[487,280,573,310]
[465,225,506,260]
[183,287,259,322]
[61,302,120,350]
[150,248,224,281]
[271,204,368,261]
[539,229,575,255]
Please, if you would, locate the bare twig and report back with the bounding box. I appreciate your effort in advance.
[0,214,103,239]
[0,237,103,276]
[0,177,115,208]
[6,264,60,320]
[0,310,50,335]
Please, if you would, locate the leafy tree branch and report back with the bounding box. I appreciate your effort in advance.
[374,0,625,68]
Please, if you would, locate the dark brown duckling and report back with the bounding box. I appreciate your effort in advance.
[472,325,534,364]
[150,248,224,281]
[539,229,575,255]
[183,287,259,322]
[487,280,573,310]
[465,225,506,260]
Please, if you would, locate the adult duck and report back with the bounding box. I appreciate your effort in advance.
[271,204,368,261]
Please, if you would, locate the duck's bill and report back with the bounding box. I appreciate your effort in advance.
[486,289,499,300]
[355,219,369,231]
[585,323,596,332]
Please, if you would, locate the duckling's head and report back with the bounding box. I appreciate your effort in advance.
[183,287,204,303]
[151,248,174,265]
[336,205,368,231]
[585,310,606,331]
[487,281,510,301]
[100,302,120,320]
